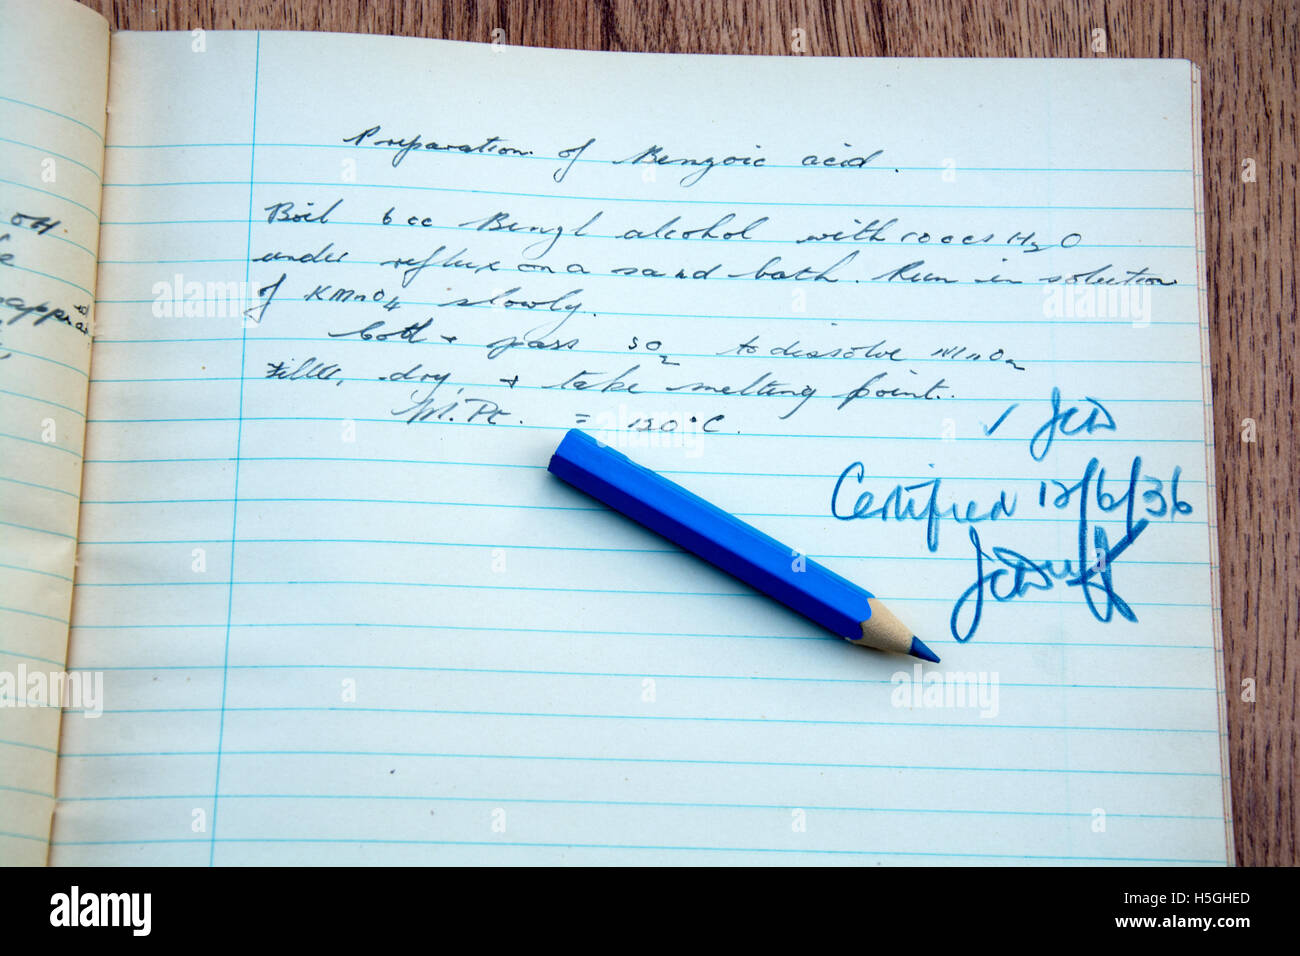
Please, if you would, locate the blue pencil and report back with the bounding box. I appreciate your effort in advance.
[547,429,939,662]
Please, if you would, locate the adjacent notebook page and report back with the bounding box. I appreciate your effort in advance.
[54,33,1231,864]
[0,0,107,865]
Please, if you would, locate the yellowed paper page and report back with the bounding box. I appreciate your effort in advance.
[0,0,108,865]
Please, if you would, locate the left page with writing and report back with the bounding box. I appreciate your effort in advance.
[0,0,109,864]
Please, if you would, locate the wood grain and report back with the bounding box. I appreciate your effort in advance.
[76,0,1298,866]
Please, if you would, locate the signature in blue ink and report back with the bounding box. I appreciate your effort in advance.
[949,455,1188,643]
[949,519,1149,643]
[1029,387,1116,461]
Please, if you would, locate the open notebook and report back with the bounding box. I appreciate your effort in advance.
[2,0,1232,865]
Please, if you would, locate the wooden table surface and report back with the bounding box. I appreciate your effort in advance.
[79,0,1297,866]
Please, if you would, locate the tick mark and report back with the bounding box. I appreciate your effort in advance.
[983,403,1018,435]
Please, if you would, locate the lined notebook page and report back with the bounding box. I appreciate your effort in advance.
[54,33,1231,864]
[0,0,107,865]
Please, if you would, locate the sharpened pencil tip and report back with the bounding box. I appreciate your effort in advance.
[909,636,941,663]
